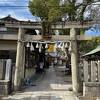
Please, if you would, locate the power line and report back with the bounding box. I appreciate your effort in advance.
[0,0,99,4]
[0,3,99,9]
[0,0,29,2]
[0,6,28,9]
[0,6,28,7]
[0,1,99,4]
[0,4,99,7]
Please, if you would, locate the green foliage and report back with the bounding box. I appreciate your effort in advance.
[80,29,85,35]
[29,0,61,22]
[29,0,96,22]
[58,29,70,35]
[29,0,62,35]
[29,0,48,20]
[93,37,100,44]
[28,0,97,35]
[79,36,100,53]
[61,1,77,21]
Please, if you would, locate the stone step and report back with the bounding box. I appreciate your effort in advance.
[78,96,100,100]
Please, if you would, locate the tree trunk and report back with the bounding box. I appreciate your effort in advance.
[42,20,52,36]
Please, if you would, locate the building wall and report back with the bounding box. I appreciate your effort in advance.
[0,40,17,50]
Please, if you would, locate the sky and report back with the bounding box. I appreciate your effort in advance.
[0,0,38,21]
[85,28,100,36]
[0,0,100,36]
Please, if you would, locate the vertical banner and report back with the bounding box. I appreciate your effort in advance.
[5,59,12,80]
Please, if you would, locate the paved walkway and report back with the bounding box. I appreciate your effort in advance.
[1,66,78,100]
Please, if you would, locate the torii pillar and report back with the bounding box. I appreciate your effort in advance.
[14,27,25,91]
[70,28,79,93]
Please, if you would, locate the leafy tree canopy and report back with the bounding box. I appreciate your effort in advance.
[28,0,99,36]
[29,0,99,22]
[29,0,62,22]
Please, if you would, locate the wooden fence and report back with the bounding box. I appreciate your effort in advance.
[79,60,100,82]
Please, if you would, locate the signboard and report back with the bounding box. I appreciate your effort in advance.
[47,44,54,52]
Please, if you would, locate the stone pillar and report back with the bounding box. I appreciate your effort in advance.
[83,60,89,82]
[91,61,96,82]
[21,47,25,79]
[98,60,100,82]
[70,28,79,93]
[14,27,25,91]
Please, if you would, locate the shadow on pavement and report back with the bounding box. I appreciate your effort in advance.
[1,67,73,100]
[1,95,63,100]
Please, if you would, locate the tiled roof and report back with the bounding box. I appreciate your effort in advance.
[0,15,19,22]
[83,45,100,56]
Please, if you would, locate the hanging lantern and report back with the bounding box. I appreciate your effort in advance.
[45,43,48,48]
[30,43,34,51]
[26,42,30,48]
[36,43,39,48]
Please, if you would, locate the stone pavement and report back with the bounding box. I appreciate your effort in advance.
[1,66,78,100]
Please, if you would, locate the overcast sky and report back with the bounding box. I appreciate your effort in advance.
[0,0,99,36]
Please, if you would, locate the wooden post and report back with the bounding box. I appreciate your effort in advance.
[91,61,96,82]
[14,27,25,91]
[98,60,100,82]
[88,61,91,81]
[83,60,89,82]
[0,59,4,79]
[70,28,79,93]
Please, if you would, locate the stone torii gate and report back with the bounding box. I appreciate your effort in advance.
[5,21,93,93]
